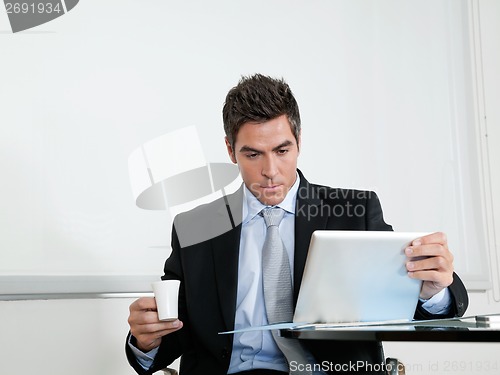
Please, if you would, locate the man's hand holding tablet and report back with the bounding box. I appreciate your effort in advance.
[405,231,455,300]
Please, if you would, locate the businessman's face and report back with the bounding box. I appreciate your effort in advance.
[225,115,300,206]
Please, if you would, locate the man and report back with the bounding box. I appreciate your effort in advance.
[126,74,468,375]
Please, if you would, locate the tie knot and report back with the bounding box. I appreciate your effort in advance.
[260,207,286,228]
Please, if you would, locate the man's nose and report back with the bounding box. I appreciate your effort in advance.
[262,156,278,179]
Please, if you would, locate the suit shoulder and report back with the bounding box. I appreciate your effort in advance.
[303,183,378,203]
[173,194,227,224]
[172,189,243,248]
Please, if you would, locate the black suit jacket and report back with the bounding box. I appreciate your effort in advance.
[127,170,468,375]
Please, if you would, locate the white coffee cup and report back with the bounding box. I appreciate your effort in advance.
[151,280,180,321]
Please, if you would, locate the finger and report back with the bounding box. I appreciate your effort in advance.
[406,256,453,273]
[405,244,454,262]
[129,309,163,326]
[407,269,453,288]
[151,321,183,336]
[130,297,158,312]
[412,232,447,247]
[139,319,183,332]
[408,269,441,281]
[132,320,183,338]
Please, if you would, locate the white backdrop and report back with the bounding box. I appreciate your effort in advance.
[0,0,489,296]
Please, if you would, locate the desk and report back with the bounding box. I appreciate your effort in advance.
[281,317,500,342]
[280,317,500,374]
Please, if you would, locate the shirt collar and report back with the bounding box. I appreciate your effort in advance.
[242,172,300,225]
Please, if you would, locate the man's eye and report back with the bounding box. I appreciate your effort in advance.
[246,153,258,159]
[277,149,289,155]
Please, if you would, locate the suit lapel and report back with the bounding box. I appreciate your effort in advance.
[293,172,328,304]
[211,186,244,332]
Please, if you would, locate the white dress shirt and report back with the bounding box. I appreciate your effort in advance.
[227,174,301,373]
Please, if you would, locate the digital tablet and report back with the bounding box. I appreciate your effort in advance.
[293,230,427,324]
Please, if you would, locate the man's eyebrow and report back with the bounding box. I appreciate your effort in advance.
[272,140,293,152]
[239,145,262,153]
[238,140,294,154]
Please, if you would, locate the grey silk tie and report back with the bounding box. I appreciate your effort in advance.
[261,207,312,375]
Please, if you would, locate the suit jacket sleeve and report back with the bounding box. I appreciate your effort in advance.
[126,224,189,375]
[413,273,469,319]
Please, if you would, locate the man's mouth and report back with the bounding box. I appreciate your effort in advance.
[261,184,281,189]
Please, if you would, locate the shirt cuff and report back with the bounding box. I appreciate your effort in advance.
[419,288,452,315]
[127,335,159,370]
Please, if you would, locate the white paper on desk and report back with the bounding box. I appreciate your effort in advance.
[219,320,414,335]
[309,317,473,330]
[218,317,468,335]
[219,322,301,335]
[219,320,409,335]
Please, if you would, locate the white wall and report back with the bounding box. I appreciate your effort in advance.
[383,0,500,372]
[1,1,499,375]
[0,298,138,374]
[0,0,491,291]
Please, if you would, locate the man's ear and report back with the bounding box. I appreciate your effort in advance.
[297,131,301,154]
[225,137,237,164]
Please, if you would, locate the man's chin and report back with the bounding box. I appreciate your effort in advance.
[247,184,287,206]
[258,192,286,206]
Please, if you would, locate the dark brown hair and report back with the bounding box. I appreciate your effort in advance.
[222,74,301,149]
